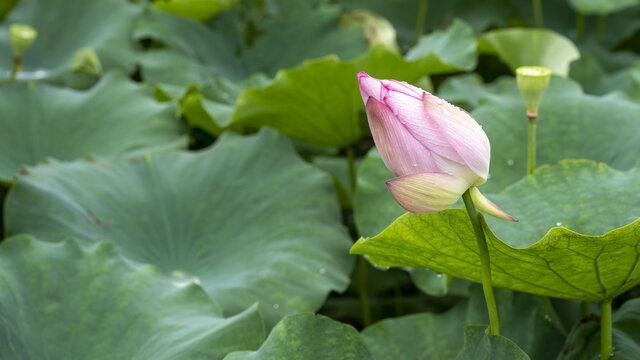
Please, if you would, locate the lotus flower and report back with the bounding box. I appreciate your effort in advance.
[358,72,515,222]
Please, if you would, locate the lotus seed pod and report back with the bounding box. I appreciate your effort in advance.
[9,23,37,57]
[516,66,551,118]
[340,10,400,53]
[70,47,102,76]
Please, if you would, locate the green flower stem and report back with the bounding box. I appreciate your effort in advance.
[413,0,428,46]
[597,15,607,44]
[347,147,356,192]
[9,56,20,84]
[601,299,613,360]
[358,256,372,326]
[580,300,590,318]
[533,0,544,28]
[462,189,500,335]
[347,146,372,327]
[576,13,585,41]
[528,115,537,175]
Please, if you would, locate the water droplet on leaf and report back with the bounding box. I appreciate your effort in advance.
[507,159,514,166]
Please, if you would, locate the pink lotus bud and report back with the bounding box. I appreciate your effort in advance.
[358,72,516,221]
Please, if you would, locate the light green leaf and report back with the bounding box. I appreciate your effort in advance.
[351,160,640,302]
[559,298,640,359]
[568,0,640,15]
[406,18,477,72]
[478,28,580,76]
[154,0,237,20]
[0,236,265,359]
[361,285,563,360]
[473,76,640,193]
[456,326,530,360]
[0,71,186,183]
[0,0,141,83]
[231,56,363,147]
[225,314,374,360]
[5,129,353,328]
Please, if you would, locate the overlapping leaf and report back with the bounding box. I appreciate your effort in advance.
[351,160,640,302]
[134,0,366,84]
[0,235,265,359]
[0,71,186,183]
[225,314,374,360]
[559,298,640,359]
[361,285,563,359]
[230,19,477,146]
[153,0,237,21]
[0,0,141,83]
[5,130,353,327]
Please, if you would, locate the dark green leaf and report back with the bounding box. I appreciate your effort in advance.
[5,130,354,327]
[225,314,374,360]
[0,71,186,183]
[0,236,265,359]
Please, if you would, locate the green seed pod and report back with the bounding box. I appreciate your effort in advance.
[516,66,551,118]
[9,23,37,57]
[70,47,102,77]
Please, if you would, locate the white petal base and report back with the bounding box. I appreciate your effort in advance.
[386,173,470,214]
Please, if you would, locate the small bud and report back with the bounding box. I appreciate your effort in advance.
[70,47,102,77]
[516,66,551,118]
[340,10,400,53]
[9,23,37,58]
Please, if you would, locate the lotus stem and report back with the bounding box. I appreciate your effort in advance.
[533,0,543,28]
[413,0,428,46]
[347,146,372,327]
[601,299,612,360]
[597,15,607,44]
[528,114,537,175]
[580,300,590,317]
[462,189,500,335]
[358,256,372,326]
[576,13,585,41]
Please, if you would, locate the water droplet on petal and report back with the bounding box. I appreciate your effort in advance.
[436,99,444,105]
[443,110,450,116]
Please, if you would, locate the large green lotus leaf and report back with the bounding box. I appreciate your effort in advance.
[473,75,640,193]
[0,235,265,359]
[351,160,640,302]
[559,298,640,359]
[134,0,366,83]
[5,129,353,327]
[478,28,580,76]
[0,71,186,183]
[568,0,640,14]
[361,285,563,360]
[225,314,374,360]
[230,19,477,147]
[0,0,141,83]
[154,0,237,21]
